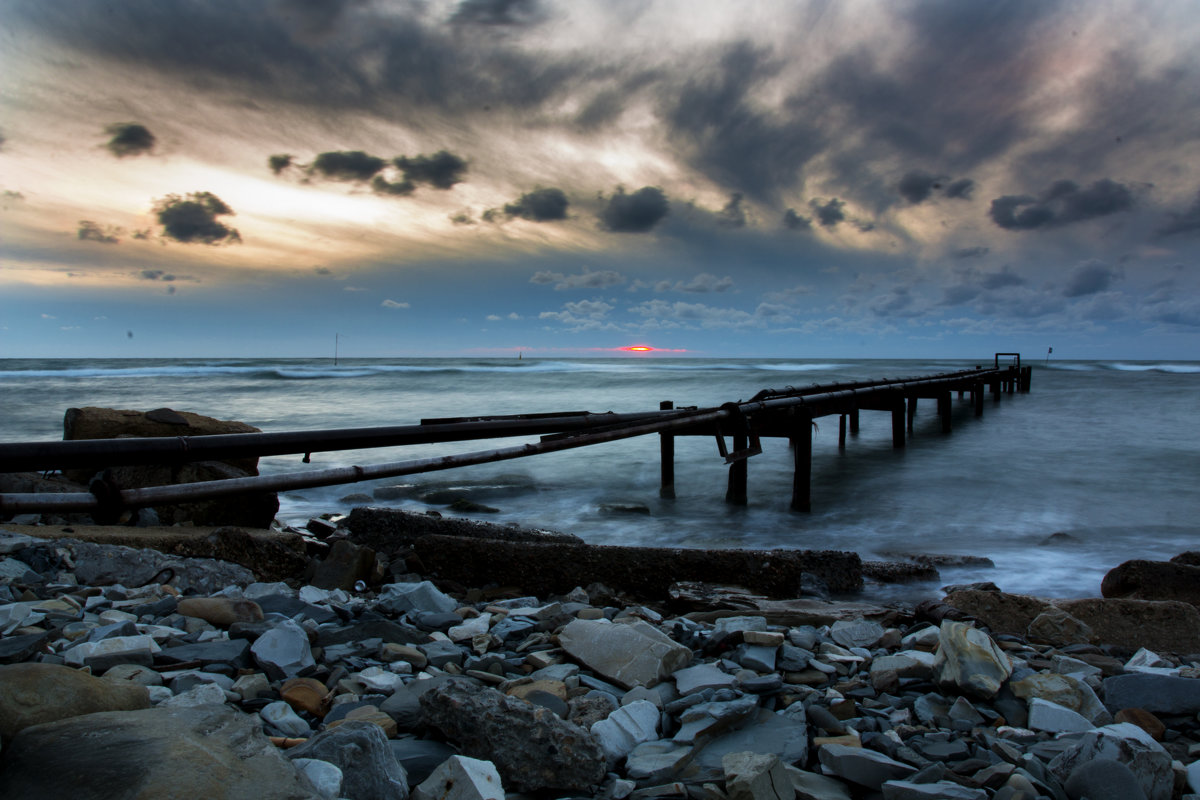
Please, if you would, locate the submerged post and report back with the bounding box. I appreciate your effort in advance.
[791,413,813,512]
[659,401,675,499]
[726,430,748,505]
[891,399,906,448]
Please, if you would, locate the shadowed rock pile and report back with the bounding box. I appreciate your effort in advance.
[3,523,1200,800]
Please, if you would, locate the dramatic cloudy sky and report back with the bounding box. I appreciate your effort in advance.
[3,0,1199,359]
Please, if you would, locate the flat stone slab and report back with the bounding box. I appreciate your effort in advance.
[1103,673,1200,715]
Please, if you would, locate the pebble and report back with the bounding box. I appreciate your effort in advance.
[1,526,1199,800]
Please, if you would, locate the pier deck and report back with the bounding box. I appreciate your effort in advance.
[0,355,1031,518]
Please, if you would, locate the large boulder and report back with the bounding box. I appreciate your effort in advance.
[1055,598,1200,653]
[419,677,607,793]
[932,621,1012,699]
[1101,559,1200,606]
[0,662,150,746]
[285,721,409,800]
[62,406,276,528]
[0,704,317,799]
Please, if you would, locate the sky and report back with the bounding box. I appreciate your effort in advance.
[2,0,1199,360]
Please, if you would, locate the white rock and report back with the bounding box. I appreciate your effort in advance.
[592,700,661,762]
[448,612,492,642]
[870,650,935,679]
[414,755,505,800]
[932,621,1012,699]
[356,666,404,694]
[161,682,229,708]
[376,580,458,615]
[673,663,737,695]
[251,619,315,679]
[63,634,160,668]
[1048,723,1174,800]
[830,619,884,649]
[261,700,312,737]
[292,758,343,800]
[713,616,768,635]
[146,685,174,704]
[558,618,692,689]
[243,581,297,600]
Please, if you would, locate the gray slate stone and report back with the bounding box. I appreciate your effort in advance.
[687,709,808,781]
[155,637,251,667]
[251,619,316,680]
[1047,723,1173,800]
[287,720,409,800]
[723,751,792,800]
[389,737,459,787]
[817,743,918,791]
[673,663,737,695]
[626,740,695,783]
[66,539,255,594]
[376,581,458,616]
[1103,673,1200,715]
[830,619,885,649]
[881,780,987,799]
[558,618,692,689]
[1027,697,1094,733]
[0,704,316,800]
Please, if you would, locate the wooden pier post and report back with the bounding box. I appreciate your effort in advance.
[907,396,918,432]
[974,382,984,417]
[726,430,748,505]
[891,400,906,448]
[659,401,675,499]
[791,414,813,512]
[849,408,860,434]
[838,414,847,449]
[938,392,952,433]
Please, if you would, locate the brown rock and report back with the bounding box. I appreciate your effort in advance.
[280,677,332,719]
[942,590,1051,635]
[1027,607,1093,644]
[1055,597,1200,653]
[1102,559,1200,606]
[0,662,149,746]
[506,680,569,702]
[309,539,377,591]
[1171,551,1200,567]
[177,597,264,628]
[862,561,940,584]
[326,706,398,738]
[1114,708,1166,741]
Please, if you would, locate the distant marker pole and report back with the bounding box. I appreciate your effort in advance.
[1046,345,1052,364]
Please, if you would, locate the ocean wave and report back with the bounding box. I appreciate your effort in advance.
[1105,362,1200,374]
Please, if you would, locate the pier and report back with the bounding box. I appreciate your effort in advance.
[0,355,1031,519]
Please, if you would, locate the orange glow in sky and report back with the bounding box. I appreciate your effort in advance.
[622,345,655,351]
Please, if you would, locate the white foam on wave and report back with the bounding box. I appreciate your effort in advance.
[1106,362,1200,374]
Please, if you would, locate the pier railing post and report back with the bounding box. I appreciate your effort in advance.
[791,413,813,512]
[659,401,675,499]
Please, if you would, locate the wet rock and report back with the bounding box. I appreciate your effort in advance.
[881,780,987,799]
[286,720,410,800]
[0,704,316,799]
[1102,559,1200,605]
[1055,597,1200,653]
[1027,607,1093,644]
[688,708,808,780]
[1103,673,1200,715]
[310,539,378,591]
[673,663,737,694]
[783,766,852,800]
[419,677,607,793]
[871,650,935,680]
[64,633,159,671]
[413,755,504,800]
[592,700,661,762]
[932,621,1012,699]
[1027,697,1094,733]
[0,662,150,745]
[389,737,459,787]
[941,590,1049,635]
[674,696,760,744]
[830,619,885,649]
[1048,723,1173,800]
[626,740,695,784]
[63,538,256,594]
[559,618,692,689]
[1010,673,1111,725]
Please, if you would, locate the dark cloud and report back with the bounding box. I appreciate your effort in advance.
[1158,190,1200,236]
[77,220,119,244]
[313,267,332,275]
[940,285,981,306]
[599,186,669,233]
[717,193,747,228]
[394,151,468,189]
[310,151,386,181]
[152,191,241,245]
[505,187,568,221]
[0,130,6,149]
[871,286,920,318]
[139,269,176,281]
[449,211,475,225]
[450,0,545,26]
[944,178,975,199]
[898,171,943,204]
[952,246,990,259]
[1062,260,1121,297]
[371,176,415,196]
[990,179,1134,231]
[979,267,1025,290]
[104,122,155,157]
[268,154,294,175]
[809,198,845,228]
[782,208,812,231]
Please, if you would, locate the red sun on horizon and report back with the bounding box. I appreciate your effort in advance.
[621,345,655,351]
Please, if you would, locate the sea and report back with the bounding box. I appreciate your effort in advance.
[2,357,1198,603]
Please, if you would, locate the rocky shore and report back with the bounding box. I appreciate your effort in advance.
[1,509,1200,800]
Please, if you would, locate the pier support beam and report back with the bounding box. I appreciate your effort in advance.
[974,382,984,417]
[791,414,813,512]
[838,414,847,449]
[891,401,906,448]
[938,392,952,433]
[658,401,675,499]
[907,397,918,433]
[725,430,748,505]
[849,408,860,434]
